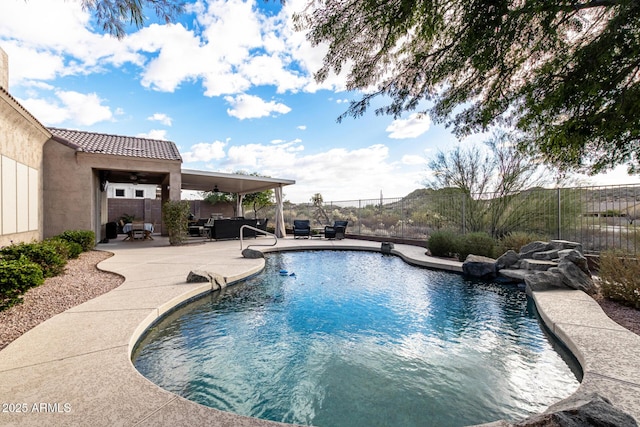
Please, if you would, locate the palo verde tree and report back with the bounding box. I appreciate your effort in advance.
[295,0,640,175]
[427,131,554,237]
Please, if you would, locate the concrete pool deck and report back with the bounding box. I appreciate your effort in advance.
[0,236,638,426]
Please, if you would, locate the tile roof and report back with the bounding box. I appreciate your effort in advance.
[48,127,182,162]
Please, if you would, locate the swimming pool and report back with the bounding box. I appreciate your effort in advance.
[133,250,580,427]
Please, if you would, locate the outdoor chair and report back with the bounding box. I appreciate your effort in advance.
[293,219,311,238]
[324,220,348,240]
[130,221,146,240]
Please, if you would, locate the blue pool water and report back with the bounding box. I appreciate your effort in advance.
[133,251,580,427]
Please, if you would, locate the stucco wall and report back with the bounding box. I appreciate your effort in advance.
[0,88,49,246]
[43,140,95,239]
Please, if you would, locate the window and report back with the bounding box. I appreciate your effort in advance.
[115,189,125,197]
[135,189,144,198]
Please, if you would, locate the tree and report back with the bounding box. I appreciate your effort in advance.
[427,131,553,237]
[295,0,640,175]
[80,0,184,39]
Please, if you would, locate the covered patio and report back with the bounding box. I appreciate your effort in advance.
[180,169,295,238]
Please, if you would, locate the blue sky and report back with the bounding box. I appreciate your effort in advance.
[1,0,638,202]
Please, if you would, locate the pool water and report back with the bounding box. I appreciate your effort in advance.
[133,251,580,427]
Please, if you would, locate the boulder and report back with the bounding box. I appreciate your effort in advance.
[519,241,551,258]
[557,259,597,294]
[498,268,529,283]
[549,239,584,253]
[186,270,227,291]
[242,248,265,259]
[558,249,590,275]
[495,250,520,270]
[514,393,638,427]
[520,259,558,271]
[524,270,565,295]
[531,249,559,261]
[463,254,497,278]
[381,242,395,254]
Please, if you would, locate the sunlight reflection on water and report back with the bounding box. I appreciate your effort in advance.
[133,250,580,427]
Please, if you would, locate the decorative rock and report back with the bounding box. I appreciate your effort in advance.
[514,393,637,427]
[524,270,565,295]
[519,241,551,258]
[381,242,394,254]
[498,268,529,283]
[558,249,590,275]
[186,270,227,291]
[557,259,596,294]
[549,239,584,253]
[463,254,497,278]
[531,249,559,260]
[495,250,519,270]
[242,248,264,259]
[186,270,211,283]
[520,259,558,271]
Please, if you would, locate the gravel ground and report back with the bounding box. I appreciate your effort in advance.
[0,252,638,352]
[0,250,123,351]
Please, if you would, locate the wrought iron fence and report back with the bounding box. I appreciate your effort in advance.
[276,184,640,254]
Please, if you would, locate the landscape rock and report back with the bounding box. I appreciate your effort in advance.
[520,259,558,271]
[519,241,551,258]
[186,270,227,291]
[495,250,519,270]
[498,268,529,283]
[242,248,265,259]
[514,393,638,427]
[549,239,584,253]
[558,249,590,275]
[557,259,596,294]
[463,254,497,278]
[524,270,565,295]
[531,249,559,261]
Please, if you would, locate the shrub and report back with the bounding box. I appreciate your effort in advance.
[0,241,68,278]
[162,200,191,245]
[598,250,640,308]
[57,230,95,252]
[428,231,459,258]
[497,231,548,254]
[456,232,496,261]
[0,256,44,310]
[49,237,83,259]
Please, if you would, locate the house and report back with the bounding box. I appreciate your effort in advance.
[0,46,293,245]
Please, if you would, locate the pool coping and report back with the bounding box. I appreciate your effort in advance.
[0,237,638,426]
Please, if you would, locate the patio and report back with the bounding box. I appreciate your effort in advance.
[0,236,638,426]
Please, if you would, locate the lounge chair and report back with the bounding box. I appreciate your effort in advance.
[324,220,348,239]
[293,219,311,238]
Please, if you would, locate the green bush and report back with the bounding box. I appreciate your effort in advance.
[497,231,548,254]
[162,200,191,245]
[427,231,459,258]
[0,256,44,310]
[56,230,95,252]
[598,250,640,308]
[0,241,68,278]
[49,237,83,259]
[456,232,496,261]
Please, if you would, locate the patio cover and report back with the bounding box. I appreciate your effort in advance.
[181,169,295,237]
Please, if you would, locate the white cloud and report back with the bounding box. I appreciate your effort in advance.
[402,155,427,165]
[147,113,173,126]
[386,113,431,139]
[19,90,113,126]
[137,129,168,140]
[224,94,291,119]
[297,125,307,130]
[182,140,228,163]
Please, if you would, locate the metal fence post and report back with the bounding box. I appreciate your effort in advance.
[557,188,561,240]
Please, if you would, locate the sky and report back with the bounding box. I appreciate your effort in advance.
[1,0,639,203]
